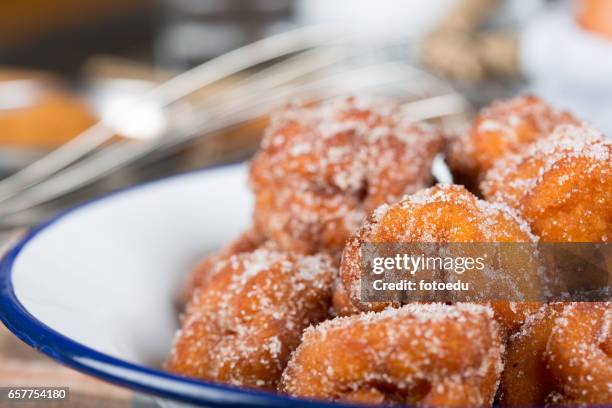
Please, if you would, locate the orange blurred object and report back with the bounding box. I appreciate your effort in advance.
[0,68,97,150]
[577,0,612,40]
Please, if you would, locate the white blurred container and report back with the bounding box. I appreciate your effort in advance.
[296,0,458,41]
[520,4,612,133]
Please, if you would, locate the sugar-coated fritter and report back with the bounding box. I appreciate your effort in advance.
[488,300,544,338]
[446,95,578,189]
[498,303,563,406]
[547,302,611,405]
[180,228,265,303]
[338,184,541,332]
[330,280,359,317]
[166,247,335,390]
[280,303,504,407]
[252,188,362,256]
[250,96,443,254]
[482,123,611,242]
[500,302,611,407]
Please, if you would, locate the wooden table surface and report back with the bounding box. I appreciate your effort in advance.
[0,325,133,407]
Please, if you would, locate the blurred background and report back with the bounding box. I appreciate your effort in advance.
[0,0,610,405]
[1,0,611,185]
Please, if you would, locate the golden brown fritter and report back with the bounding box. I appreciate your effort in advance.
[337,184,541,333]
[482,124,612,242]
[250,96,443,254]
[446,95,578,189]
[498,303,563,406]
[546,302,612,405]
[166,247,336,390]
[500,302,612,407]
[280,303,504,407]
[180,228,266,303]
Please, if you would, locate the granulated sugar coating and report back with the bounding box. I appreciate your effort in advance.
[500,303,612,407]
[482,123,612,242]
[166,246,336,391]
[498,303,563,406]
[280,303,504,407]
[546,302,612,405]
[180,228,266,303]
[446,94,578,189]
[337,184,541,333]
[252,187,364,256]
[250,96,443,254]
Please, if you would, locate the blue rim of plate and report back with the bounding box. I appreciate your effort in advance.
[0,163,358,408]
